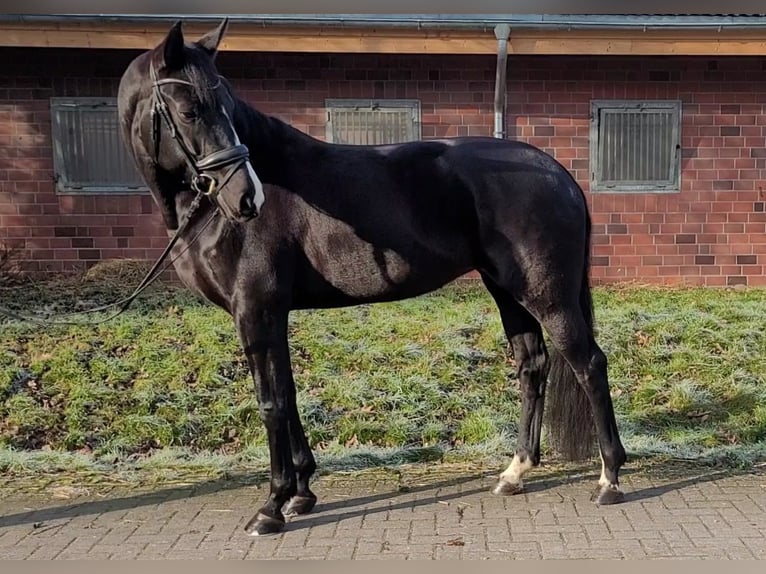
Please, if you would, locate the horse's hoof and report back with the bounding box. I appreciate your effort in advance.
[283,494,317,517]
[492,479,523,496]
[244,512,285,536]
[594,485,625,505]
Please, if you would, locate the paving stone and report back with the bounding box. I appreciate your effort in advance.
[0,464,764,560]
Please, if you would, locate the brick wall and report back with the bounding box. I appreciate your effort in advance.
[0,48,764,285]
[508,56,766,287]
[0,48,166,274]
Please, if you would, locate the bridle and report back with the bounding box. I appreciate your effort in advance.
[149,61,251,211]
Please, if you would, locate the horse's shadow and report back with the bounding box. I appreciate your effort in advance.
[0,463,760,532]
[284,463,763,532]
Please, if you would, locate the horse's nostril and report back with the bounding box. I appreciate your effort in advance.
[240,194,256,217]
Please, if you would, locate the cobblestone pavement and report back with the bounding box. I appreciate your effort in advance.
[1,462,765,559]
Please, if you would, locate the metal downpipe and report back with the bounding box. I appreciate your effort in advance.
[493,24,511,139]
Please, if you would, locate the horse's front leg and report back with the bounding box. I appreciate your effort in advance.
[283,407,318,516]
[235,306,297,536]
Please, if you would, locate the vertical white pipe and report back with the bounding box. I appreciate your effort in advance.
[493,24,511,139]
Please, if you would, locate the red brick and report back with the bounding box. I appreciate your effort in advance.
[53,248,78,260]
[30,249,53,260]
[658,266,681,276]
[71,237,93,249]
[680,265,702,275]
[675,234,697,244]
[736,254,758,265]
[664,255,685,266]
[112,226,135,237]
[77,249,101,260]
[743,264,763,275]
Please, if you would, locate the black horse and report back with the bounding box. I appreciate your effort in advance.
[118,20,627,536]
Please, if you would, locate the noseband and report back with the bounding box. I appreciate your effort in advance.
[149,62,250,205]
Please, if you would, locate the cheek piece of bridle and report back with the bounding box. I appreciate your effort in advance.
[149,61,252,219]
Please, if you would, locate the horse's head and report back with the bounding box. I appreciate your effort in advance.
[118,19,264,229]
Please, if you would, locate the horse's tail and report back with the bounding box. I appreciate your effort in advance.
[543,208,596,461]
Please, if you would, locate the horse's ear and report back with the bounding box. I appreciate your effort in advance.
[196,18,229,58]
[161,20,186,69]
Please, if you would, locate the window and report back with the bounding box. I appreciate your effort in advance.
[325,99,421,145]
[50,98,146,193]
[589,100,681,192]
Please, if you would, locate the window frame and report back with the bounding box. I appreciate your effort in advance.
[324,98,422,145]
[50,97,148,195]
[589,99,682,193]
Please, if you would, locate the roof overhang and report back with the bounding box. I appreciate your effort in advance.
[2,14,766,55]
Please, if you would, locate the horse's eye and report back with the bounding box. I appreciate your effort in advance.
[180,110,198,121]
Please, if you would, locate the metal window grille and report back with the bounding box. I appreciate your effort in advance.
[50,98,147,193]
[590,100,681,192]
[325,99,421,145]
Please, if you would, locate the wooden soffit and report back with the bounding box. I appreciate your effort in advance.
[2,20,766,56]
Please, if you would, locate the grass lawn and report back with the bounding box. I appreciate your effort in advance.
[1,264,765,481]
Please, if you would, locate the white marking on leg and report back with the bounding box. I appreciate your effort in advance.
[599,451,610,487]
[599,451,623,494]
[222,107,265,212]
[500,454,533,487]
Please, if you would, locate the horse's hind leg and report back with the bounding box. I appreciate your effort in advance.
[482,275,548,495]
[536,306,626,504]
[282,409,318,516]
